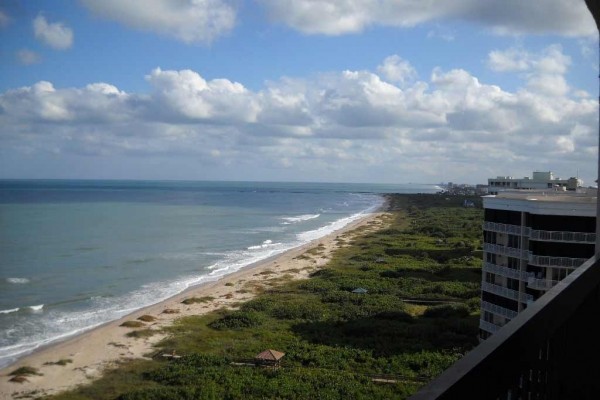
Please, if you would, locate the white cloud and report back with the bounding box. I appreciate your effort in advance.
[16,49,42,65]
[377,55,417,85]
[488,48,530,72]
[0,58,597,183]
[80,0,236,44]
[258,0,595,37]
[145,68,259,122]
[33,14,74,50]
[527,74,570,97]
[488,45,573,97]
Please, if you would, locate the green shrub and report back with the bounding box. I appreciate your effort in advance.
[181,296,214,305]
[9,366,41,376]
[270,299,325,321]
[120,321,145,328]
[208,311,264,330]
[423,304,470,318]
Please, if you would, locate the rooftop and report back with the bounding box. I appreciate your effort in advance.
[486,189,596,204]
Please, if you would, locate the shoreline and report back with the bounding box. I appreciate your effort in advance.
[0,206,390,399]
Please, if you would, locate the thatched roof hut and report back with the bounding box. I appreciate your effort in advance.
[255,349,285,367]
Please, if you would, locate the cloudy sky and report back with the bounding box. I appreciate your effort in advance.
[0,1,598,184]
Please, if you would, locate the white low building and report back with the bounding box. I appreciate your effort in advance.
[488,171,582,195]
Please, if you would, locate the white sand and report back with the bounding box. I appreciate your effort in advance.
[0,211,390,399]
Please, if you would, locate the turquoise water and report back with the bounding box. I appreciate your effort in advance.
[0,180,440,367]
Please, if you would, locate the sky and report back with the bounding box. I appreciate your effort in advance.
[0,0,598,185]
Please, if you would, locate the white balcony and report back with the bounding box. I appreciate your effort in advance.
[483,221,595,244]
[528,254,587,269]
[481,281,534,303]
[483,222,528,236]
[481,300,518,319]
[482,262,533,281]
[479,319,501,333]
[527,277,560,291]
[483,243,527,259]
[529,229,596,244]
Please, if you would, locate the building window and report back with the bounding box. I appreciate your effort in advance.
[484,231,497,244]
[506,278,519,291]
[483,311,494,323]
[485,272,495,283]
[507,257,519,269]
[486,252,497,264]
[507,234,519,248]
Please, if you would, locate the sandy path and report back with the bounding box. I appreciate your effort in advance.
[0,211,390,399]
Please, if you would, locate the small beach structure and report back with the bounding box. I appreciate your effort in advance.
[254,349,285,367]
[352,287,368,294]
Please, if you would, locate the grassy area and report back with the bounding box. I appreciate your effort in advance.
[51,194,483,400]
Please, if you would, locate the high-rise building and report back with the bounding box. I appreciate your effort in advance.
[479,189,596,339]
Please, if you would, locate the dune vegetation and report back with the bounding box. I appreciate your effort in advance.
[51,194,483,400]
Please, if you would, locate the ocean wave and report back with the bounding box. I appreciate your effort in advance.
[280,214,320,224]
[0,304,45,316]
[297,198,384,243]
[6,278,30,284]
[247,239,282,250]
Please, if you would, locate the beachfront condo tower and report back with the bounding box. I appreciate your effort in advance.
[479,189,596,339]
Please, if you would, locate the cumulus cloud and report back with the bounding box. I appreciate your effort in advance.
[80,0,236,44]
[0,56,597,183]
[145,68,260,122]
[258,0,595,37]
[488,45,573,97]
[377,55,417,85]
[16,49,42,65]
[33,14,74,50]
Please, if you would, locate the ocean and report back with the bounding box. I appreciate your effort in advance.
[0,180,440,368]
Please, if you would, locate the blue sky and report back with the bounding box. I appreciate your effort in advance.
[0,1,598,184]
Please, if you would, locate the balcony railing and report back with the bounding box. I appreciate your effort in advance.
[482,262,533,281]
[479,319,500,334]
[482,222,528,236]
[481,300,518,319]
[409,255,600,399]
[527,277,559,291]
[528,254,587,269]
[481,282,534,303]
[528,229,595,244]
[483,243,526,259]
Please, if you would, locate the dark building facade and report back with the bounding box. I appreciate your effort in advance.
[480,190,596,339]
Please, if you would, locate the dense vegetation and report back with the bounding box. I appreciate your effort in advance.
[51,194,483,400]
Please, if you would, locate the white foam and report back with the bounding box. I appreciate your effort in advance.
[6,278,30,284]
[281,214,320,224]
[28,305,44,312]
[0,308,19,315]
[247,239,282,250]
[297,198,383,243]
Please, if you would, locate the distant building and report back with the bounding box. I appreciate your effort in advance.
[479,189,596,340]
[488,171,582,195]
[475,184,489,195]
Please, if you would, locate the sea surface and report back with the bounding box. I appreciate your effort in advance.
[0,180,440,368]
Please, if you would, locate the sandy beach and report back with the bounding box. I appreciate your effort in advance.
[0,210,389,399]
